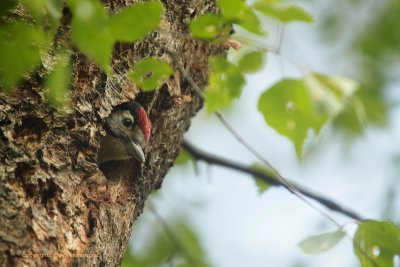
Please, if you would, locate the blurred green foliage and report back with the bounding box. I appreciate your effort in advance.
[121,217,210,267]
[45,53,71,107]
[0,23,48,90]
[174,149,193,166]
[0,0,163,105]
[204,56,245,114]
[217,0,264,35]
[318,0,399,136]
[189,14,228,40]
[69,0,162,73]
[253,0,314,23]
[129,57,173,91]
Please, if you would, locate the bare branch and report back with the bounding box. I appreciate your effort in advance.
[182,140,365,222]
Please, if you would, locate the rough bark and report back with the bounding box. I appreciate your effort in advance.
[0,0,222,266]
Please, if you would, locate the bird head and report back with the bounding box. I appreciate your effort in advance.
[101,101,151,163]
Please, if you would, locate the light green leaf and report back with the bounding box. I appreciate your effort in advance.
[70,0,113,73]
[305,72,359,115]
[250,164,273,194]
[258,79,329,159]
[189,14,227,40]
[354,220,400,267]
[254,1,314,23]
[0,23,47,90]
[217,0,264,35]
[205,57,245,114]
[45,54,71,108]
[298,230,346,254]
[238,51,265,73]
[129,57,173,91]
[109,1,163,42]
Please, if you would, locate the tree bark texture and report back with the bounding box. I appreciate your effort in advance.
[0,0,222,266]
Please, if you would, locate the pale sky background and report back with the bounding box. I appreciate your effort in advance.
[130,1,400,266]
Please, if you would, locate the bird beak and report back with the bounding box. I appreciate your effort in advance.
[128,140,145,163]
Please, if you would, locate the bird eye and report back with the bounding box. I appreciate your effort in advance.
[122,118,132,127]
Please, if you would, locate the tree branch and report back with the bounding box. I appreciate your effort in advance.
[182,140,365,222]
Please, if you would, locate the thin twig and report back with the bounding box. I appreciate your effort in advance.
[150,38,362,227]
[182,140,365,221]
[149,36,379,267]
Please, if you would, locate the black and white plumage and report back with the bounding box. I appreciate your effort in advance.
[97,101,151,164]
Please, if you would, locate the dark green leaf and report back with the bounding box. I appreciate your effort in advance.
[0,0,17,17]
[354,220,400,267]
[129,57,173,91]
[0,23,46,90]
[109,1,163,42]
[238,51,265,73]
[249,164,273,194]
[298,230,346,254]
[258,79,329,158]
[254,1,314,23]
[189,14,227,40]
[45,54,71,108]
[70,0,114,73]
[217,0,264,35]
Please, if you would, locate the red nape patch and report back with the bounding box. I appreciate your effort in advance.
[137,107,151,143]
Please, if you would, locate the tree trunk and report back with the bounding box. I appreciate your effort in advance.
[0,0,220,266]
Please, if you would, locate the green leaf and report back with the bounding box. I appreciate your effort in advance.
[249,164,273,194]
[238,51,265,73]
[217,0,264,35]
[254,1,314,23]
[20,0,63,23]
[70,0,113,73]
[298,230,346,254]
[0,0,17,17]
[45,54,71,108]
[129,57,173,91]
[189,14,227,40]
[305,72,359,115]
[204,57,245,114]
[258,79,329,159]
[354,220,400,267]
[0,23,46,90]
[109,1,163,42]
[175,149,193,165]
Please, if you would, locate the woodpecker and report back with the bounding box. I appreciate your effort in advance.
[97,101,151,164]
